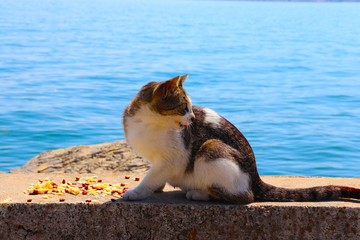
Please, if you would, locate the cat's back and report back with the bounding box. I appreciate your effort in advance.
[185,106,254,160]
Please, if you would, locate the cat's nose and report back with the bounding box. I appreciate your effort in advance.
[191,116,196,122]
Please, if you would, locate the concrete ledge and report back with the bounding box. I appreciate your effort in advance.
[1,173,360,239]
[2,201,360,240]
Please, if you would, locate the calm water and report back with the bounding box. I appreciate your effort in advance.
[1,0,359,176]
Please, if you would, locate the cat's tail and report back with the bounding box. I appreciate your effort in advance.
[253,180,360,202]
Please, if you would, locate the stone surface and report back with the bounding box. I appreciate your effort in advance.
[10,140,150,174]
[1,173,360,239]
[2,173,360,206]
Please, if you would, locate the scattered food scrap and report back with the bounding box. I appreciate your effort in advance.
[1,198,12,205]
[24,176,140,203]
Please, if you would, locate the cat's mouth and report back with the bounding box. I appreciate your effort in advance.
[176,121,188,129]
[179,122,188,129]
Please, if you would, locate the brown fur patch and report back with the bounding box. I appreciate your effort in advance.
[209,185,254,204]
[196,139,239,164]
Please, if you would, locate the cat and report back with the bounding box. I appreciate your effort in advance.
[122,75,360,203]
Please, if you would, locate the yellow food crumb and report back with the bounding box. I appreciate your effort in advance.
[2,198,12,205]
[68,187,80,195]
[88,189,98,195]
[37,189,49,194]
[113,193,122,198]
[86,176,98,182]
[51,192,64,195]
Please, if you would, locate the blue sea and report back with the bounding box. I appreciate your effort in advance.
[1,0,359,176]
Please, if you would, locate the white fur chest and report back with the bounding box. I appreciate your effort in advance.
[124,107,188,166]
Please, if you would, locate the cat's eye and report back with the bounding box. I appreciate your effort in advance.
[182,103,188,111]
[176,103,188,115]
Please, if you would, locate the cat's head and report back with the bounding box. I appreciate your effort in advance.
[136,74,195,130]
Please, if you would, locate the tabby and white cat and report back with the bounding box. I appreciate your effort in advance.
[122,75,360,203]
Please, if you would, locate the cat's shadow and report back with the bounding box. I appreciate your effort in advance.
[105,190,239,206]
[105,190,360,206]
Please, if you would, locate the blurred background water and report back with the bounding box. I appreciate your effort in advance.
[1,0,359,176]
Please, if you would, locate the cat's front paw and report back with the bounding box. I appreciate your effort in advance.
[122,189,150,201]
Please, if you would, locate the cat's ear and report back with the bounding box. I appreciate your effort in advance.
[178,74,188,88]
[164,74,188,89]
[167,75,182,90]
[155,76,181,97]
[137,82,157,103]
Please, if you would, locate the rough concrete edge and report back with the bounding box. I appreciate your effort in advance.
[1,201,360,240]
